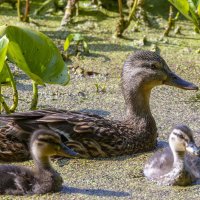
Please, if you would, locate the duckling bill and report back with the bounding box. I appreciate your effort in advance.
[144,125,200,186]
[0,129,77,195]
[0,50,198,161]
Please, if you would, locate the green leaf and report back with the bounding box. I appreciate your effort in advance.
[0,25,69,86]
[187,0,200,28]
[197,3,200,15]
[0,35,9,74]
[169,0,192,20]
[64,34,74,51]
[0,63,11,84]
[0,35,10,84]
[188,0,196,10]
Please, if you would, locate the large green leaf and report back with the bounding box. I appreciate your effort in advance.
[0,35,10,84]
[0,25,69,85]
[169,0,192,20]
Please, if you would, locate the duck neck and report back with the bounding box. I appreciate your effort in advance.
[172,150,185,169]
[32,154,54,172]
[123,84,155,126]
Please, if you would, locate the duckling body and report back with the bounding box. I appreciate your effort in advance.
[144,125,200,186]
[0,129,77,195]
[0,50,198,161]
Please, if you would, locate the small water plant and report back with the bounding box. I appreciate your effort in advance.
[0,25,69,113]
[64,33,89,55]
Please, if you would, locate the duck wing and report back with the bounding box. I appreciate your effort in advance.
[144,147,174,180]
[0,109,127,159]
[185,153,200,180]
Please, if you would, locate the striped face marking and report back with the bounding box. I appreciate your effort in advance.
[37,135,61,146]
[172,129,190,143]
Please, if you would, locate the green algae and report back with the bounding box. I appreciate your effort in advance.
[0,0,200,199]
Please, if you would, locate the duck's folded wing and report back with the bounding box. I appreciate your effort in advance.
[0,110,122,158]
[37,113,126,157]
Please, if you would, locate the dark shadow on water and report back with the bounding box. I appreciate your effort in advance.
[62,186,130,197]
[87,52,111,62]
[78,9,109,22]
[89,43,135,52]
[169,35,200,41]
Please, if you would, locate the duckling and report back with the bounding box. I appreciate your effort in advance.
[0,129,77,195]
[144,125,200,186]
[0,50,198,161]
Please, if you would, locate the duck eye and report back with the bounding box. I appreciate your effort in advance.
[149,62,160,70]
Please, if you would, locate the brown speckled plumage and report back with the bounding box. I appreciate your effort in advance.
[0,50,198,162]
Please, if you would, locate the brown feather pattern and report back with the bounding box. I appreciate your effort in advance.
[0,109,157,161]
[0,50,194,162]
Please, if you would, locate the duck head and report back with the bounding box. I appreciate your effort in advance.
[169,125,200,156]
[122,50,198,92]
[30,129,78,159]
[122,51,198,120]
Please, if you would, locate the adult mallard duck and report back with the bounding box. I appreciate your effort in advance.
[0,50,198,161]
[144,125,200,186]
[0,129,77,195]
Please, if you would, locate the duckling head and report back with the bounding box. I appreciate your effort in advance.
[169,125,200,156]
[122,50,198,92]
[30,129,78,159]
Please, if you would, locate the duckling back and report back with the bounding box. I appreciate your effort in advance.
[0,165,33,195]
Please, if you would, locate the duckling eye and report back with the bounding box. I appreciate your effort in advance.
[37,142,44,147]
[56,145,60,150]
[178,134,184,140]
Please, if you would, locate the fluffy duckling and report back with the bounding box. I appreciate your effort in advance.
[144,125,200,186]
[0,129,77,195]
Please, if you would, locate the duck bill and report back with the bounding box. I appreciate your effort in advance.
[58,143,78,157]
[186,143,200,156]
[164,72,198,90]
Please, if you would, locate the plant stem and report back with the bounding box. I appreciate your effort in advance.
[0,82,1,114]
[118,0,123,19]
[128,0,138,22]
[114,0,138,37]
[30,81,38,110]
[163,6,179,37]
[60,0,78,27]
[34,0,53,15]
[0,94,11,114]
[17,0,21,21]
[24,0,30,22]
[5,63,18,112]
